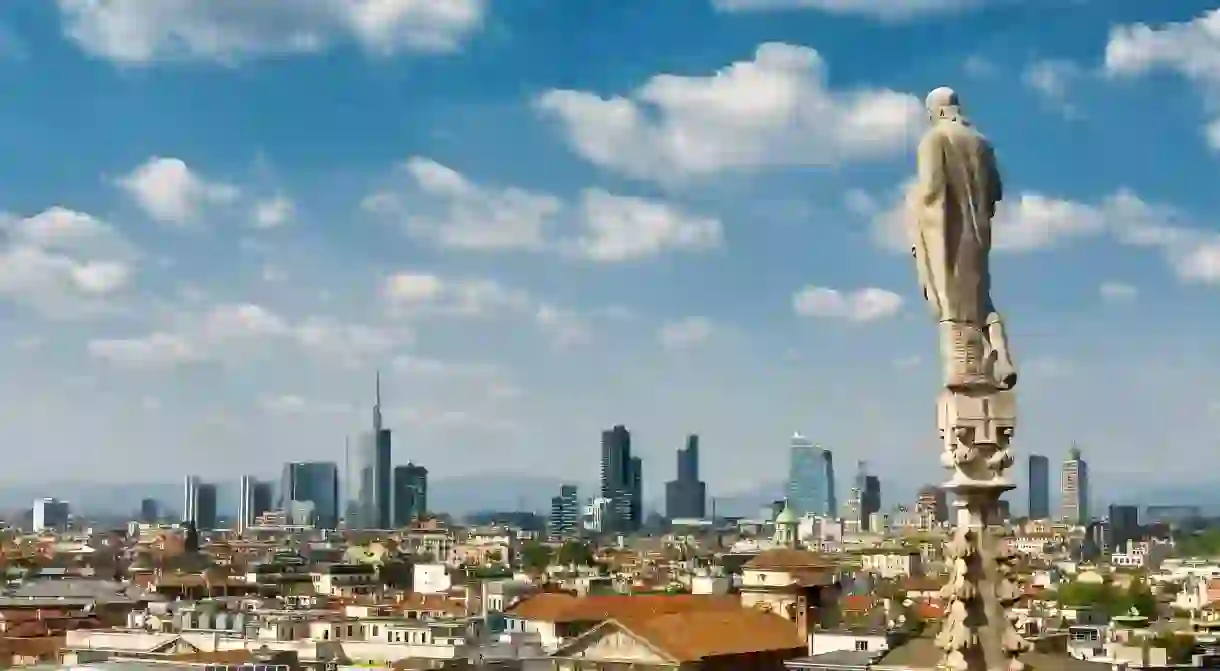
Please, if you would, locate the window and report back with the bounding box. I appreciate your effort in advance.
[372,625,379,636]
[855,640,869,651]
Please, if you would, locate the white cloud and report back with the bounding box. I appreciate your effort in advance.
[366,158,723,261]
[863,183,1220,288]
[576,189,722,262]
[57,0,488,65]
[87,332,202,369]
[202,303,290,341]
[711,0,982,20]
[117,157,238,224]
[658,317,714,350]
[0,207,137,317]
[368,157,561,251]
[259,393,352,415]
[1099,281,1138,302]
[1105,10,1220,149]
[252,194,294,228]
[392,355,498,377]
[535,42,922,182]
[792,285,903,322]
[293,316,406,365]
[1022,59,1084,117]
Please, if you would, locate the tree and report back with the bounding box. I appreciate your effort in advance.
[1125,579,1156,618]
[520,542,553,573]
[556,541,594,567]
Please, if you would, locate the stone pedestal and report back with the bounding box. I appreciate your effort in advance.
[935,388,1030,671]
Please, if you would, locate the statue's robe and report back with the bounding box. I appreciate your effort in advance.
[908,112,1003,326]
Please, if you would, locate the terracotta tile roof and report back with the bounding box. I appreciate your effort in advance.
[395,593,465,617]
[745,549,836,571]
[841,595,875,612]
[0,635,64,659]
[609,608,805,662]
[507,593,741,623]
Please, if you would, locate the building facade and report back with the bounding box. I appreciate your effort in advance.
[33,498,70,533]
[664,434,707,519]
[786,433,823,517]
[1027,454,1050,519]
[599,425,642,532]
[355,373,392,529]
[393,462,428,527]
[1061,446,1090,525]
[549,484,580,540]
[281,461,340,529]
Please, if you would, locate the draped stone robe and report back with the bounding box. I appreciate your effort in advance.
[908,110,1003,327]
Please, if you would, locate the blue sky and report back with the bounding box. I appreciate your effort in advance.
[1,0,1219,510]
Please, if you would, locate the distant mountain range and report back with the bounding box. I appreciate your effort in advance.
[1,476,1216,520]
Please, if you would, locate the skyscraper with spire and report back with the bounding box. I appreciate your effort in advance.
[355,371,392,529]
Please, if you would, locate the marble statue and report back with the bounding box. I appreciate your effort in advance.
[908,87,1017,392]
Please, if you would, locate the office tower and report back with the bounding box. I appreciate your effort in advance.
[600,425,642,532]
[997,499,1011,521]
[862,474,881,520]
[1108,504,1139,551]
[549,484,580,540]
[821,449,837,517]
[786,433,823,516]
[239,477,274,532]
[1061,445,1090,525]
[184,476,217,531]
[193,483,218,531]
[281,461,341,529]
[356,372,392,529]
[393,463,429,527]
[1027,454,1050,519]
[32,498,70,533]
[664,435,707,519]
[183,476,200,525]
[139,498,159,523]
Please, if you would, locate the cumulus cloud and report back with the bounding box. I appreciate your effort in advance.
[859,182,1220,288]
[57,0,488,65]
[117,157,238,224]
[365,157,723,261]
[1105,10,1220,150]
[89,302,408,369]
[534,42,923,182]
[0,206,138,318]
[792,286,903,322]
[252,194,294,228]
[1022,59,1085,117]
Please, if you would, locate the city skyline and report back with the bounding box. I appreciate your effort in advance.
[2,2,1219,496]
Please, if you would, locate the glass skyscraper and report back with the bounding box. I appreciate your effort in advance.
[281,461,340,529]
[355,372,392,529]
[1027,454,1050,519]
[787,433,824,516]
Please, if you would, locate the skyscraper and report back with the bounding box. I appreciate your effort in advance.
[281,462,340,529]
[862,474,881,521]
[1061,445,1090,525]
[549,484,580,540]
[393,463,428,527]
[664,435,707,519]
[1027,454,1050,519]
[139,498,159,523]
[600,425,642,532]
[184,478,218,531]
[821,449,837,517]
[787,433,823,516]
[1108,504,1139,551]
[238,476,273,532]
[356,372,392,529]
[33,498,70,533]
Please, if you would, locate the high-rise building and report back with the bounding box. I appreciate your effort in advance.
[239,476,273,532]
[1027,454,1050,519]
[139,498,159,523]
[281,462,340,529]
[821,449,837,517]
[664,435,706,519]
[33,498,70,533]
[787,433,824,516]
[1108,504,1139,551]
[600,425,642,532]
[183,478,218,531]
[1061,445,1090,525]
[862,474,881,522]
[393,463,428,527]
[549,484,580,540]
[356,372,392,529]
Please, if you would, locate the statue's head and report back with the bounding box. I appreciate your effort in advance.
[925,86,964,124]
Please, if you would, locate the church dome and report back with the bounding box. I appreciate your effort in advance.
[775,501,798,524]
